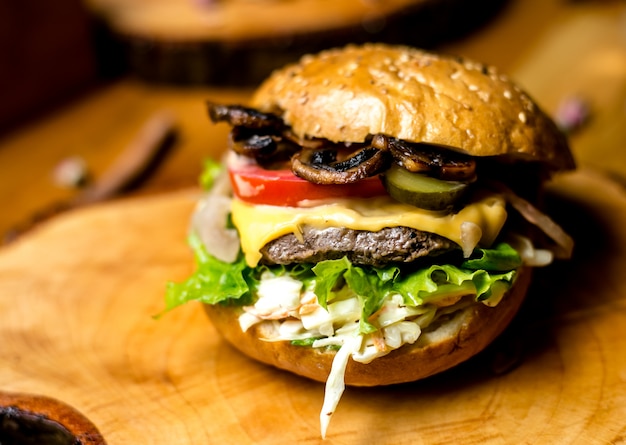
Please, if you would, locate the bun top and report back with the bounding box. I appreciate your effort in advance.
[250,44,574,170]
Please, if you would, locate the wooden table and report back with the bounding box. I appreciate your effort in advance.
[0,0,625,443]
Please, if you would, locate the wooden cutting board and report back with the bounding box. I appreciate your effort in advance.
[1,168,625,444]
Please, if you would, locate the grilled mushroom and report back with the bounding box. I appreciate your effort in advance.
[207,102,284,131]
[208,104,476,184]
[383,135,477,181]
[229,127,280,159]
[291,145,390,184]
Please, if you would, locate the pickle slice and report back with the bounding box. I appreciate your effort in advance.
[382,164,469,210]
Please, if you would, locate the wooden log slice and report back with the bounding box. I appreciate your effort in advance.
[85,0,509,85]
[0,392,106,445]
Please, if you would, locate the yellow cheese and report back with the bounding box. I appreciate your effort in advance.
[231,194,508,267]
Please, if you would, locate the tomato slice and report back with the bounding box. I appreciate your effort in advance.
[228,164,388,206]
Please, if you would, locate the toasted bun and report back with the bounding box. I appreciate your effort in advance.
[204,267,531,387]
[250,44,574,170]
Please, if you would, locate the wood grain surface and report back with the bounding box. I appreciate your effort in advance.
[0,168,625,444]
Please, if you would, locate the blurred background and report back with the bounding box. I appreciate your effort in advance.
[0,0,624,242]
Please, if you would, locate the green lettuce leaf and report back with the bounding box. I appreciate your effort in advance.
[199,158,223,191]
[313,259,398,334]
[392,265,516,306]
[164,233,253,312]
[311,257,352,309]
[461,242,522,271]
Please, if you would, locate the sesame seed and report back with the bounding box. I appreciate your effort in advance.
[468,84,478,91]
[518,112,527,123]
[478,91,490,102]
[450,70,461,80]
[503,90,513,99]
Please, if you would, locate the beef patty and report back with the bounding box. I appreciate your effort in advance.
[260,226,458,267]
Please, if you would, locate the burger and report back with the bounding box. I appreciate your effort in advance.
[165,44,575,437]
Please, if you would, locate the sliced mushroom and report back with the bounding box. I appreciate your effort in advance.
[229,126,280,159]
[291,145,390,184]
[206,104,477,184]
[376,135,477,181]
[207,102,284,130]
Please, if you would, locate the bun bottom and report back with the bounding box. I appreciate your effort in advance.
[204,267,531,386]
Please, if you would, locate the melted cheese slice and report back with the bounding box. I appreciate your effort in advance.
[231,194,508,267]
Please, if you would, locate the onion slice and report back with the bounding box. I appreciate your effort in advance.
[494,182,574,259]
[191,171,240,263]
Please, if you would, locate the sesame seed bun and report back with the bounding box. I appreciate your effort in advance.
[250,43,574,171]
[204,267,531,387]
